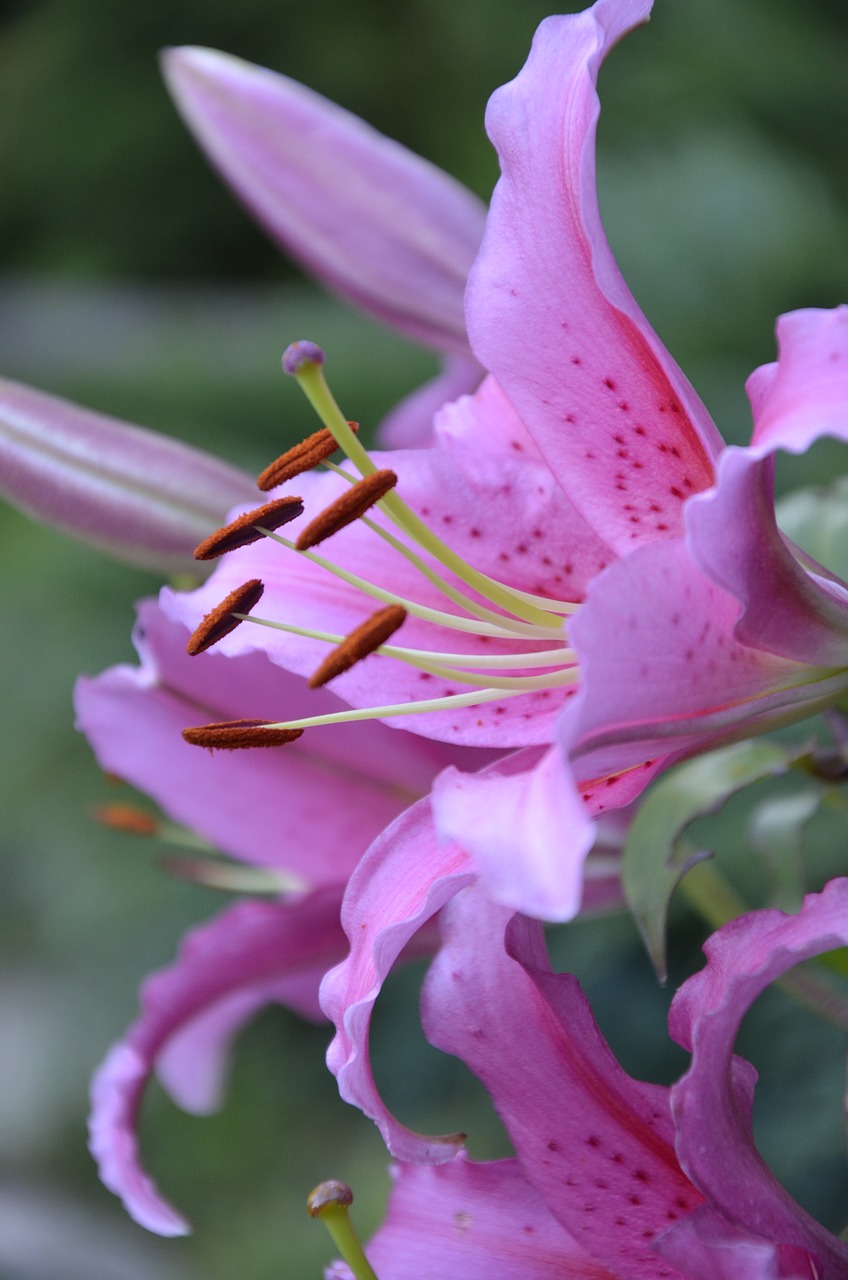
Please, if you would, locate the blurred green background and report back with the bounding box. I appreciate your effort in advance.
[1,0,848,1276]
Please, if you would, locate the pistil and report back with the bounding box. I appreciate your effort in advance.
[307,1180,379,1280]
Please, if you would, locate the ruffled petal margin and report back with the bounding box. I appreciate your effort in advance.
[90,889,346,1235]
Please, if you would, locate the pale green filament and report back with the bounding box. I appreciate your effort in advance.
[262,685,533,732]
[261,529,563,640]
[324,455,578,619]
[238,613,576,669]
[295,359,577,624]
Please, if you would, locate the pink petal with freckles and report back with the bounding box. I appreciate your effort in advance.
[564,539,848,780]
[76,598,454,883]
[90,890,346,1235]
[360,1156,616,1280]
[466,0,722,552]
[162,47,485,355]
[168,429,606,748]
[321,798,475,1162]
[376,354,483,449]
[421,884,703,1280]
[747,307,848,457]
[0,375,255,573]
[687,449,848,666]
[669,878,848,1277]
[434,375,547,461]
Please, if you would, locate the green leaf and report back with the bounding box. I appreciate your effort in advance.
[622,740,798,982]
[748,789,822,911]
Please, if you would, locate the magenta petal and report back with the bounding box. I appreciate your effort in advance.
[321,799,475,1162]
[162,47,485,354]
[466,1,721,551]
[686,449,848,666]
[748,307,848,457]
[362,1156,609,1279]
[75,598,448,883]
[669,879,848,1276]
[0,375,255,572]
[432,746,596,921]
[90,889,346,1235]
[422,883,701,1280]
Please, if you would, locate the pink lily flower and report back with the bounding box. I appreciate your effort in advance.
[76,597,488,1234]
[325,878,848,1279]
[171,0,848,923]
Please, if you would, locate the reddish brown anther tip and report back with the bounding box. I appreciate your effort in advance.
[92,803,158,836]
[295,469,397,551]
[193,496,304,560]
[186,579,265,656]
[256,422,360,491]
[181,719,305,750]
[309,605,407,688]
[307,1181,354,1218]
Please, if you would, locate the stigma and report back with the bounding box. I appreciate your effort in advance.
[182,342,583,749]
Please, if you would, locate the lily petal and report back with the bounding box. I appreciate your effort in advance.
[565,539,848,780]
[376,354,483,449]
[421,883,705,1280]
[321,798,475,1163]
[687,449,848,667]
[433,743,663,921]
[75,599,450,884]
[669,878,848,1277]
[359,1155,615,1280]
[0,376,256,573]
[748,307,848,457]
[89,889,346,1236]
[466,0,722,551]
[162,46,486,355]
[656,1207,811,1280]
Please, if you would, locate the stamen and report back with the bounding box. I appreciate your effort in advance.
[295,469,398,551]
[239,611,575,669]
[186,578,264,655]
[256,423,359,491]
[181,719,305,749]
[264,529,563,639]
[307,1181,379,1280]
[194,496,304,560]
[308,605,407,688]
[92,803,159,836]
[160,855,306,894]
[258,685,531,732]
